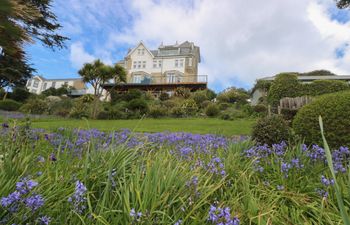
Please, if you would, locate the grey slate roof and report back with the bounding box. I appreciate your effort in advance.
[150,41,201,62]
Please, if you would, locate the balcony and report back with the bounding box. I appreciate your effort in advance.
[102,75,208,92]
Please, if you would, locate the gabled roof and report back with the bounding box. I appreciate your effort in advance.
[126,41,154,58]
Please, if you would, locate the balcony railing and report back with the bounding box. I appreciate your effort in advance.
[107,75,208,85]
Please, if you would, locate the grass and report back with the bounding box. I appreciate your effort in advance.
[1,125,348,224]
[27,118,254,136]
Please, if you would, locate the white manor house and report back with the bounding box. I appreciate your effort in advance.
[103,41,207,93]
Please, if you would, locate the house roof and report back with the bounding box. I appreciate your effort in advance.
[31,75,83,82]
[260,75,350,81]
[125,41,201,62]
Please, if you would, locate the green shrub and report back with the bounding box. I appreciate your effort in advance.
[20,98,48,114]
[97,110,110,120]
[127,98,149,114]
[0,99,22,111]
[252,115,290,145]
[293,91,350,147]
[191,90,210,106]
[219,112,231,120]
[281,108,298,122]
[159,92,170,101]
[218,102,230,110]
[303,80,349,96]
[253,104,267,115]
[50,98,74,117]
[181,99,198,116]
[148,105,168,118]
[217,88,249,105]
[10,88,31,102]
[268,73,302,106]
[174,87,191,99]
[171,106,185,118]
[205,103,220,117]
[200,100,212,109]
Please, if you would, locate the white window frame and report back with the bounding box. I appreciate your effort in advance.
[52,81,56,88]
[133,61,137,69]
[137,61,141,69]
[33,80,39,88]
[142,61,146,68]
[158,60,162,68]
[153,60,157,68]
[175,60,179,67]
[43,82,47,90]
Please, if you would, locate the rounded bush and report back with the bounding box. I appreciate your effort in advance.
[0,99,22,111]
[252,115,290,145]
[293,91,350,147]
[205,103,220,117]
[159,92,170,101]
[253,104,267,114]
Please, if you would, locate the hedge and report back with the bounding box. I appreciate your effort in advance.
[0,99,22,111]
[293,91,350,148]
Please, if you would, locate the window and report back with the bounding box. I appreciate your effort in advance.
[133,61,137,69]
[27,80,32,87]
[141,49,145,55]
[188,58,193,66]
[137,61,141,69]
[158,60,162,68]
[153,60,157,68]
[137,49,141,55]
[179,59,184,67]
[133,75,142,83]
[175,60,179,67]
[43,83,47,90]
[64,81,68,86]
[52,81,56,88]
[33,80,39,88]
[166,73,178,83]
[142,61,146,68]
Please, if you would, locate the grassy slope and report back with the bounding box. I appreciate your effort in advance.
[29,118,254,136]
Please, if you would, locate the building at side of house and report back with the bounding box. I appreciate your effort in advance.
[251,75,350,106]
[102,41,207,94]
[26,75,87,95]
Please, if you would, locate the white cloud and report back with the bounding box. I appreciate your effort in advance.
[69,42,95,69]
[107,0,350,88]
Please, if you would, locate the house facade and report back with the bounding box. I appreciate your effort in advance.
[251,75,350,105]
[26,75,87,95]
[102,41,207,93]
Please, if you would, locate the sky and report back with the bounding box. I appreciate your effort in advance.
[25,0,350,92]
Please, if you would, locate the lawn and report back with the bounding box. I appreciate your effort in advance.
[28,118,254,136]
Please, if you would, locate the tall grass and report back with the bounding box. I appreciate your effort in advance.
[0,122,349,224]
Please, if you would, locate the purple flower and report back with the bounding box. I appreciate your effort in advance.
[68,180,87,214]
[174,220,182,225]
[37,215,51,225]
[208,204,239,225]
[24,194,45,211]
[277,185,284,191]
[1,191,21,207]
[321,175,334,187]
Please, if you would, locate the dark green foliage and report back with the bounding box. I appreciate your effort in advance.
[336,0,350,8]
[281,108,298,122]
[50,98,74,117]
[253,104,267,115]
[174,87,191,99]
[20,98,48,114]
[171,106,186,118]
[191,89,216,105]
[252,80,273,93]
[0,99,22,111]
[127,98,149,114]
[217,87,249,105]
[218,103,230,110]
[159,92,169,101]
[303,80,349,96]
[9,87,31,102]
[181,99,198,116]
[293,91,350,147]
[205,103,220,117]
[301,70,336,76]
[252,115,290,145]
[41,86,69,96]
[148,105,168,118]
[268,73,302,106]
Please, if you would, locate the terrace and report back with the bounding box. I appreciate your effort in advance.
[101,75,208,93]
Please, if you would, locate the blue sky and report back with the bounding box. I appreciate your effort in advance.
[26,0,350,92]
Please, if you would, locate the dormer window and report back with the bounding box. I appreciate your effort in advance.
[179,59,184,67]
